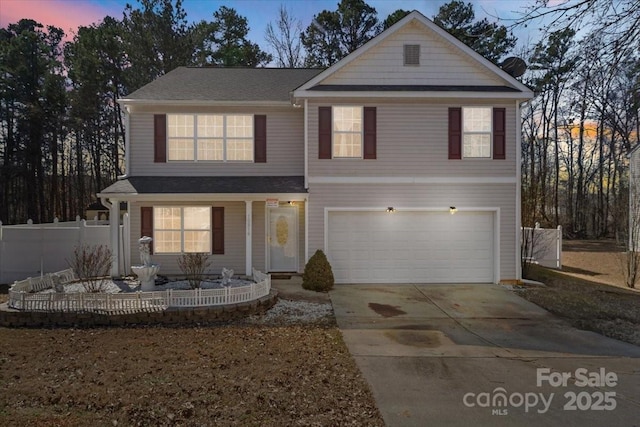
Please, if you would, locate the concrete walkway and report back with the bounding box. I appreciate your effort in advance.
[330,284,640,427]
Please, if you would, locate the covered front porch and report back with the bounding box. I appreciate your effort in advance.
[98,176,308,277]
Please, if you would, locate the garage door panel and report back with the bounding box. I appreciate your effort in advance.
[327,210,494,284]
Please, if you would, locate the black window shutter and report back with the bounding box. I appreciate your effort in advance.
[363,107,377,159]
[154,114,167,163]
[493,108,506,160]
[318,107,332,159]
[448,108,462,160]
[212,207,224,254]
[140,207,154,254]
[254,115,267,163]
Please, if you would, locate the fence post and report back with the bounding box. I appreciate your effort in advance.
[557,225,563,269]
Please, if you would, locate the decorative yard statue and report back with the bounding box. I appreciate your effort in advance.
[132,236,160,291]
[139,236,153,266]
[221,267,234,286]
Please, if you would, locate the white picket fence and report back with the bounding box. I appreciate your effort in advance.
[0,216,130,284]
[522,224,562,269]
[9,268,271,313]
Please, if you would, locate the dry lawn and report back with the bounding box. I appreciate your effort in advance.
[0,325,383,426]
[520,264,640,346]
[560,239,640,291]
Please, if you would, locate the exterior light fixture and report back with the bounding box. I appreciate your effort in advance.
[288,201,295,206]
[449,206,458,215]
[386,207,396,213]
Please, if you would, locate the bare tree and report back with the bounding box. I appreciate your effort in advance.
[619,171,640,288]
[515,0,640,63]
[265,4,305,67]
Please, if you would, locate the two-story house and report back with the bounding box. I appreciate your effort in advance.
[98,11,533,284]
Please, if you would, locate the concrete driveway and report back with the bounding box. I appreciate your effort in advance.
[330,284,640,427]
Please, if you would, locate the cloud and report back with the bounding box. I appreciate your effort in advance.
[0,0,118,37]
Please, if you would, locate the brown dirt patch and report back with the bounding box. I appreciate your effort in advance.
[0,326,383,426]
[561,239,640,291]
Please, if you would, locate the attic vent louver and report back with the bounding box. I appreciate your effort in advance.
[404,44,420,66]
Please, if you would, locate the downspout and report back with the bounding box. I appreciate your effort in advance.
[304,98,309,189]
[101,197,120,277]
[303,99,310,267]
[515,100,523,282]
[118,104,131,179]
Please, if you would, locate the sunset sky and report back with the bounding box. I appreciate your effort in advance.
[0,0,537,45]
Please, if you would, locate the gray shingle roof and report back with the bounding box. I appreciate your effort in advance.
[99,176,307,195]
[124,67,324,102]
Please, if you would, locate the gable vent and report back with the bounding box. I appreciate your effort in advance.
[404,44,420,66]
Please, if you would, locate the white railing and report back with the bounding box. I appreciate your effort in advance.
[8,268,271,313]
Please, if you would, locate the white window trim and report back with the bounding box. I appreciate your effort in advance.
[167,114,254,162]
[332,106,364,159]
[154,206,212,254]
[462,106,493,159]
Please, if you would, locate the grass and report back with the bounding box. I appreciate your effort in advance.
[519,265,640,346]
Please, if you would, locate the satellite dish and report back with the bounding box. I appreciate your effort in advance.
[501,57,527,78]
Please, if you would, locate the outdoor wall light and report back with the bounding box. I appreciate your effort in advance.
[386,207,396,213]
[287,201,295,206]
[449,206,458,215]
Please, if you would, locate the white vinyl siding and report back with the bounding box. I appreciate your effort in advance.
[323,24,503,86]
[167,114,253,162]
[127,106,304,176]
[463,107,492,158]
[306,183,517,282]
[308,100,515,178]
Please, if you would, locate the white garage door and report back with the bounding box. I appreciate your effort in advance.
[327,210,494,284]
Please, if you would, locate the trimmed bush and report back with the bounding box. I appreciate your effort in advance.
[67,244,113,292]
[177,253,211,289]
[302,250,335,292]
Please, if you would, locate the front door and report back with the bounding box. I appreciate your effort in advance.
[268,206,298,272]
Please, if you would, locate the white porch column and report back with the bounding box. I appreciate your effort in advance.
[245,200,252,275]
[103,198,120,278]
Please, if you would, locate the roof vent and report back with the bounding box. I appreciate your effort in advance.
[404,44,420,66]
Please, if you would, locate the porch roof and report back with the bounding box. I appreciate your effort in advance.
[99,176,307,199]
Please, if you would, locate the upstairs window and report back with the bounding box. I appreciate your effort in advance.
[333,106,363,158]
[462,107,492,158]
[403,44,420,66]
[167,114,253,162]
[448,107,505,160]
